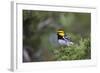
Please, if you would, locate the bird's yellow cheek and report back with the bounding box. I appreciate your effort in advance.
[59,33,64,36]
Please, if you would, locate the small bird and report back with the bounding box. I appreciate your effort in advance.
[57,29,73,46]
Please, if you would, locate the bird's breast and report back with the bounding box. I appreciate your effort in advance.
[58,39,73,46]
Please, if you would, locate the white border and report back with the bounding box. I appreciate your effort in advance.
[11,1,97,72]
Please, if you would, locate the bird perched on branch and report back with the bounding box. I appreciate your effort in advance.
[57,29,73,46]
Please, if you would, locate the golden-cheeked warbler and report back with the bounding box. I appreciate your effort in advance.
[57,29,73,46]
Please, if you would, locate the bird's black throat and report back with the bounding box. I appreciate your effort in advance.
[57,34,64,40]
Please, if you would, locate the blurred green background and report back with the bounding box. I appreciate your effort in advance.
[23,10,91,62]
